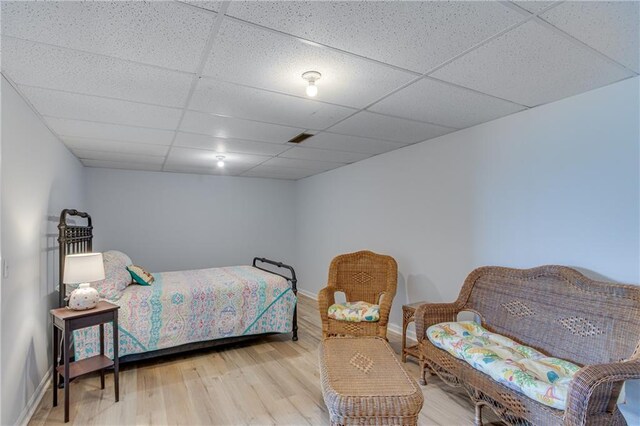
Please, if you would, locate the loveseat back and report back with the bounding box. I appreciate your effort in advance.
[457,265,640,366]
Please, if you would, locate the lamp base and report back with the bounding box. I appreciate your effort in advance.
[68,283,99,310]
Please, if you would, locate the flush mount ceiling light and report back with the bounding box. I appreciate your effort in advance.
[216,155,225,168]
[302,71,321,97]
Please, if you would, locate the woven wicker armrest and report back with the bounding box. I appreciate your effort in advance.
[564,360,640,426]
[414,302,459,343]
[378,288,397,327]
[318,286,335,324]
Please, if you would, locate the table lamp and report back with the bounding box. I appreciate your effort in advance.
[64,253,105,310]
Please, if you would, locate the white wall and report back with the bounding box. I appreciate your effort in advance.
[86,168,297,273]
[295,76,640,416]
[1,77,86,425]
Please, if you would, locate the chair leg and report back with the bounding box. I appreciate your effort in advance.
[474,404,483,426]
[419,359,427,386]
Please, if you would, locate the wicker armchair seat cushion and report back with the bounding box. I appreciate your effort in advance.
[328,301,380,322]
[428,321,580,410]
[319,336,424,425]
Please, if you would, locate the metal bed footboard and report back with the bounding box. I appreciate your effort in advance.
[252,257,298,341]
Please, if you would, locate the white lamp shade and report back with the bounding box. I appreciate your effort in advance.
[63,253,105,284]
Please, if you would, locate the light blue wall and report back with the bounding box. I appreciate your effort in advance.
[1,77,86,425]
[86,168,297,273]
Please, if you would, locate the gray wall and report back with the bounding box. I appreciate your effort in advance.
[295,76,639,416]
[85,168,297,273]
[1,77,86,425]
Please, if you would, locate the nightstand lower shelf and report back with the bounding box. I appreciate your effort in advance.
[56,355,113,380]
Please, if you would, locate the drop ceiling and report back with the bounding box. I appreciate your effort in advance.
[1,1,638,180]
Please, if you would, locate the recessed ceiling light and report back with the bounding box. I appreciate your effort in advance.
[302,71,321,97]
[216,155,225,168]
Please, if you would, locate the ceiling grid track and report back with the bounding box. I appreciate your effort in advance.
[2,34,195,77]
[238,1,548,165]
[1,73,77,157]
[317,7,542,135]
[161,1,231,171]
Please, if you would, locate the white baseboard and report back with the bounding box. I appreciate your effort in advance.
[17,367,52,426]
[297,287,417,341]
[388,322,417,342]
[296,288,317,300]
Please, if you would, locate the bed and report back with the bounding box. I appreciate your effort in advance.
[57,209,298,363]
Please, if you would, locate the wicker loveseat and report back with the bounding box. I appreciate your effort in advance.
[415,265,640,426]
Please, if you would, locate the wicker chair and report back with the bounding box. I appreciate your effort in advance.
[318,250,398,339]
[415,265,640,426]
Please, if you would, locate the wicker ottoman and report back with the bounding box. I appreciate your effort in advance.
[319,336,424,425]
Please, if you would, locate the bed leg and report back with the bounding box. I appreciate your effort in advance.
[292,305,298,341]
[474,403,483,426]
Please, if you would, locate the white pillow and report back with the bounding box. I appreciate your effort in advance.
[91,250,133,300]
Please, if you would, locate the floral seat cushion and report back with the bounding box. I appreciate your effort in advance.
[328,301,380,322]
[427,321,580,410]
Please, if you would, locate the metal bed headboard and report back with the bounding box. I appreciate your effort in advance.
[58,209,93,308]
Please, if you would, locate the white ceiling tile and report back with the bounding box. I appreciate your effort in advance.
[81,159,163,172]
[180,110,303,143]
[301,132,406,155]
[328,111,455,144]
[190,78,355,129]
[21,86,182,129]
[1,1,216,72]
[165,147,269,172]
[201,19,416,108]
[431,20,633,107]
[72,149,165,165]
[369,77,526,128]
[2,37,193,107]
[3,0,632,182]
[511,2,557,14]
[541,1,639,72]
[174,132,290,156]
[45,117,175,145]
[279,147,370,163]
[226,1,524,73]
[242,165,316,180]
[64,138,169,157]
[260,157,344,172]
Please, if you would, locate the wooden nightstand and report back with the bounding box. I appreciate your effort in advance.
[51,301,120,423]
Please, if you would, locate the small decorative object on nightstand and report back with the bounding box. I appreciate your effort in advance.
[402,301,428,385]
[51,301,120,423]
[65,253,104,310]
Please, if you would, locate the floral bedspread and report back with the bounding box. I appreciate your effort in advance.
[73,265,296,359]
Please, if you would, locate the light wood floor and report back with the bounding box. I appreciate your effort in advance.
[30,295,500,425]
